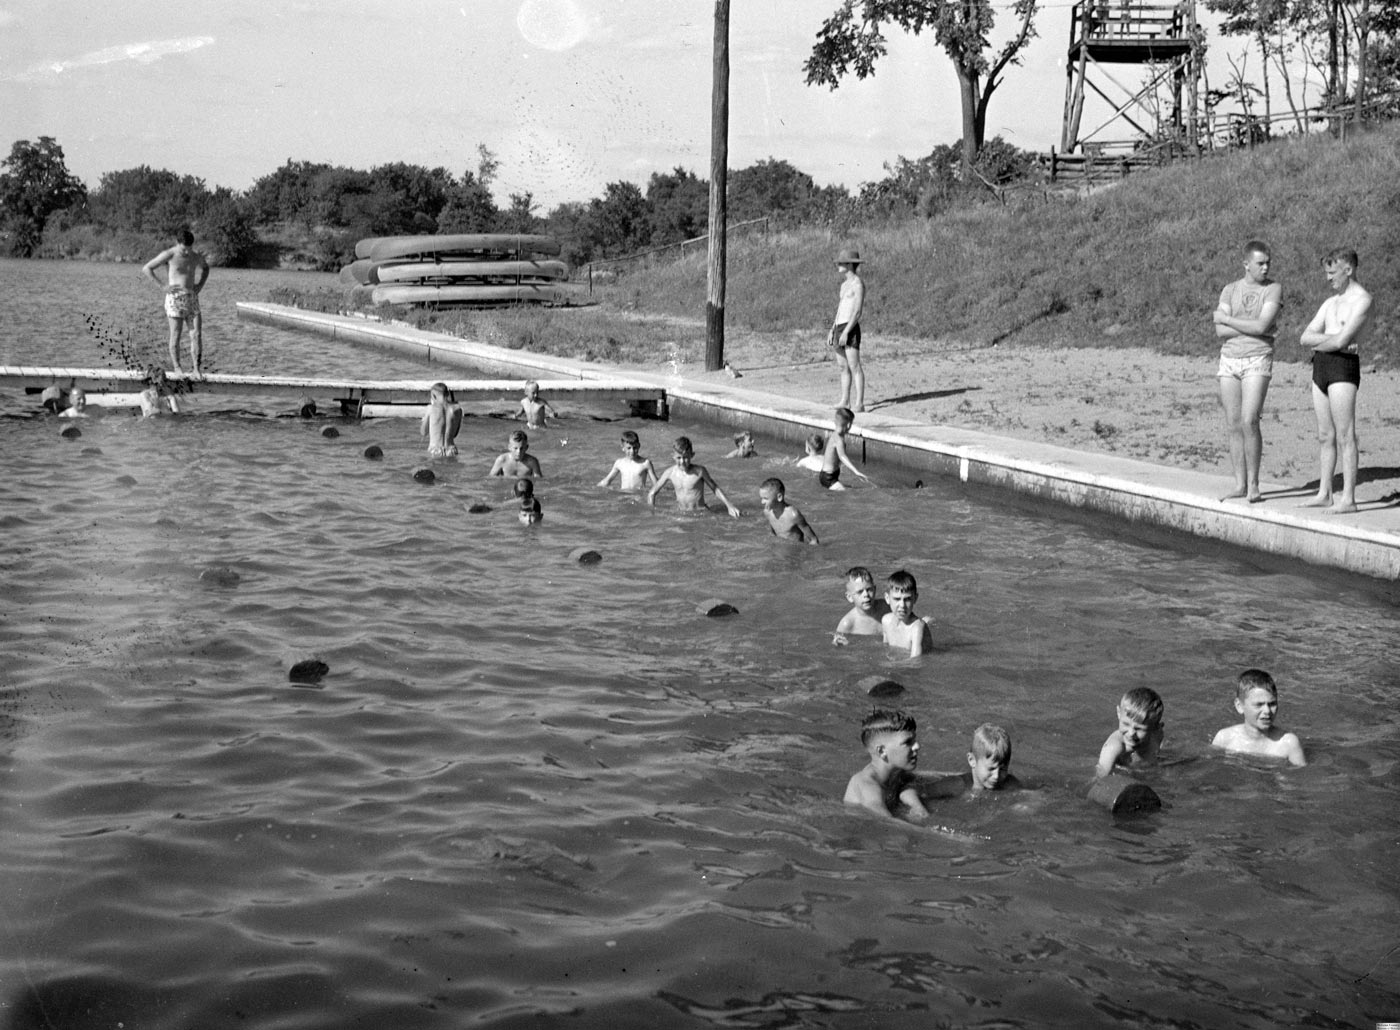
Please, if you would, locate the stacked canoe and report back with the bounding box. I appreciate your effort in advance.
[340,233,578,307]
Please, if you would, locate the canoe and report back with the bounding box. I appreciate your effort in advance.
[370,282,578,306]
[366,233,562,261]
[374,259,568,284]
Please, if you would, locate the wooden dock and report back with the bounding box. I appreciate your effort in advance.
[0,367,667,418]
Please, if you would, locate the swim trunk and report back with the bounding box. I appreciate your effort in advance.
[1311,351,1361,390]
[1216,353,1273,380]
[819,468,840,489]
[164,287,200,322]
[832,322,862,350]
[428,445,458,458]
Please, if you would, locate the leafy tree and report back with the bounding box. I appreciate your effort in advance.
[90,166,213,237]
[501,192,541,234]
[728,158,817,223]
[0,136,87,256]
[438,147,501,233]
[645,166,708,245]
[805,0,1040,178]
[583,181,649,257]
[245,159,334,225]
[199,188,259,267]
[542,201,590,263]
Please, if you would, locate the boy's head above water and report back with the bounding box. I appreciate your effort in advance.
[860,708,919,767]
[845,566,876,608]
[805,432,825,455]
[620,430,641,454]
[1115,686,1164,753]
[967,723,1012,791]
[672,436,694,461]
[885,569,918,615]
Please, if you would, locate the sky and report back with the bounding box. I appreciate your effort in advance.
[0,0,1280,210]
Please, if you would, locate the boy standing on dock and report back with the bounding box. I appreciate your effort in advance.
[1212,240,1281,503]
[421,383,462,457]
[829,248,866,412]
[143,229,210,377]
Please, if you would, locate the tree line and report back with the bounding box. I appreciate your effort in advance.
[0,135,1037,270]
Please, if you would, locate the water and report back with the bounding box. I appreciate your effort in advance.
[1,259,1397,1028]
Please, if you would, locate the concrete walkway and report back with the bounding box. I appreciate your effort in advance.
[237,303,1400,581]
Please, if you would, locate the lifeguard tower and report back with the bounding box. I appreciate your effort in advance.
[1060,0,1200,156]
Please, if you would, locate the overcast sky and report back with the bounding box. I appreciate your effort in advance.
[2,0,1274,209]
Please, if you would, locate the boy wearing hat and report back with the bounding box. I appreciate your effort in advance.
[828,247,866,412]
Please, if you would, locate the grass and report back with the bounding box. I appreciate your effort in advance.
[275,123,1398,368]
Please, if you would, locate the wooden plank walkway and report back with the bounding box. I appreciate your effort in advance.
[0,366,666,415]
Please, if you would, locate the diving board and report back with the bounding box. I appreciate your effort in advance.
[0,367,667,418]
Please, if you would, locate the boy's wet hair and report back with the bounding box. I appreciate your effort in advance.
[510,430,528,445]
[761,477,784,495]
[524,379,539,391]
[734,430,753,444]
[861,708,916,747]
[1243,239,1270,258]
[673,435,694,455]
[845,565,874,587]
[179,228,194,246]
[1119,686,1164,726]
[886,569,917,593]
[430,381,448,397]
[971,723,1011,760]
[621,430,640,447]
[1236,668,1277,699]
[1323,247,1358,272]
[513,478,534,498]
[806,432,825,452]
[835,406,855,425]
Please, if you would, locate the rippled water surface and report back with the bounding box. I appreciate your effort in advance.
[1,260,1397,1028]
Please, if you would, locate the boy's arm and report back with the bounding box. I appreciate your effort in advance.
[1094,734,1124,777]
[598,461,620,488]
[796,511,819,544]
[646,468,671,506]
[489,455,506,476]
[419,410,429,438]
[1303,291,1371,353]
[845,278,865,330]
[1282,733,1307,767]
[833,609,856,645]
[529,456,544,478]
[142,247,174,282]
[643,460,658,487]
[896,785,929,823]
[1214,283,1280,337]
[907,618,933,657]
[701,467,741,517]
[833,437,870,481]
[194,253,211,291]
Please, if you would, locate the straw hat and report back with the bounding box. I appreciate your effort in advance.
[834,248,862,266]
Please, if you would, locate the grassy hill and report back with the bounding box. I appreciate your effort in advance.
[593,122,1399,365]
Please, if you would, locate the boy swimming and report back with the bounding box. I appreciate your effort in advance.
[646,436,740,517]
[844,708,928,823]
[758,477,818,544]
[832,566,889,645]
[1095,686,1165,776]
[881,569,934,656]
[1211,669,1305,766]
[598,430,658,491]
[490,430,543,478]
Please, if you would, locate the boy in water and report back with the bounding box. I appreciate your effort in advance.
[1299,247,1373,514]
[844,708,928,823]
[832,566,889,645]
[646,436,740,517]
[881,569,934,656]
[819,408,871,491]
[1211,669,1306,766]
[518,380,556,428]
[758,477,818,544]
[1212,240,1281,502]
[58,388,94,419]
[598,430,658,491]
[960,724,1020,793]
[490,430,543,478]
[1095,687,1165,776]
[421,382,462,457]
[726,430,757,458]
[514,478,543,525]
[138,369,180,417]
[797,432,825,472]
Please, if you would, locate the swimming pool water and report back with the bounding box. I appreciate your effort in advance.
[0,260,1397,1029]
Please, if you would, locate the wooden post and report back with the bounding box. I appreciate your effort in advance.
[705,0,730,373]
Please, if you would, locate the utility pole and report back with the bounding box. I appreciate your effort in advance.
[705,0,729,372]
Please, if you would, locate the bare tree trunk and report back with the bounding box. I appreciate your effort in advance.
[1355,0,1371,122]
[705,0,729,372]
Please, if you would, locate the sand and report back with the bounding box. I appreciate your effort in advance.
[629,321,1400,503]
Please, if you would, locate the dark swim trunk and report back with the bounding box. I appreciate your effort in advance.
[832,322,862,350]
[1312,351,1361,390]
[819,468,840,489]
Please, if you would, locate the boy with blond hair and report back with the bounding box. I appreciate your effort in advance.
[421,382,462,457]
[844,708,928,823]
[832,566,889,645]
[1211,669,1305,766]
[490,429,543,478]
[819,407,870,491]
[598,430,658,491]
[647,436,740,517]
[759,477,818,544]
[1095,687,1165,776]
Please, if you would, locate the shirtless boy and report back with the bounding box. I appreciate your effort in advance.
[57,387,93,419]
[646,436,740,517]
[598,431,658,491]
[1211,669,1306,766]
[518,380,556,428]
[1095,687,1165,776]
[797,433,825,472]
[881,569,934,656]
[758,478,818,544]
[844,708,928,823]
[514,478,543,525]
[421,383,463,457]
[490,430,543,478]
[143,229,210,376]
[1213,240,1281,502]
[829,247,866,411]
[1299,247,1373,514]
[726,430,757,458]
[819,408,870,491]
[832,566,889,644]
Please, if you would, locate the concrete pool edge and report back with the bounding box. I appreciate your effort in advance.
[236,302,1400,581]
